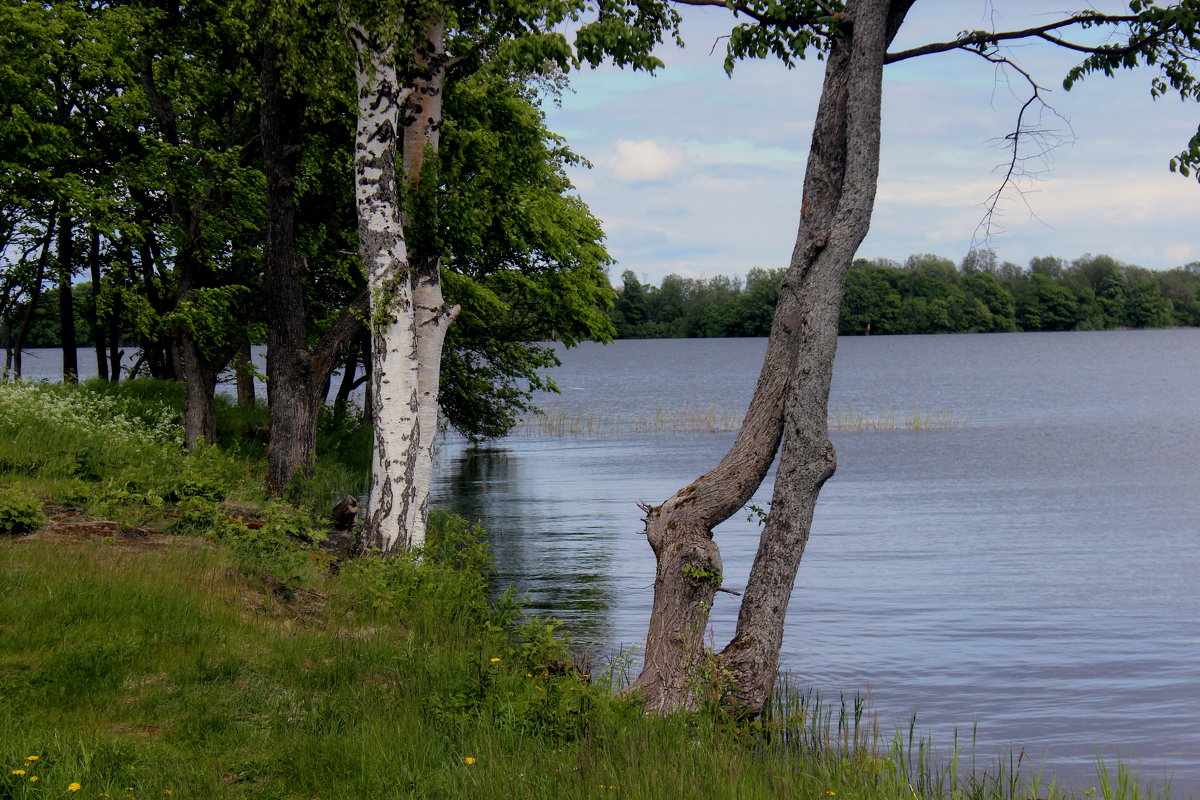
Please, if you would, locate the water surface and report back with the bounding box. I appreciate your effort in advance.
[433,331,1200,793]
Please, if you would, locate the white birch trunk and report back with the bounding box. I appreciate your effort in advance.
[350,24,422,553]
[403,15,458,551]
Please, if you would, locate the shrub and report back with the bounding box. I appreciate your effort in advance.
[0,485,45,535]
[337,512,497,631]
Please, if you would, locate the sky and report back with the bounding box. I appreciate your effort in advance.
[541,1,1200,285]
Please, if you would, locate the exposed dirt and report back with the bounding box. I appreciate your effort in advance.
[18,506,200,550]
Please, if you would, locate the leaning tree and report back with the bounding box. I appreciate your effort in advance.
[630,0,1200,714]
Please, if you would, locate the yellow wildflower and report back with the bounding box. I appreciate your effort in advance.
[25,756,38,762]
[69,783,82,792]
[489,657,501,663]
[29,776,39,782]
[464,757,477,765]
[12,770,26,776]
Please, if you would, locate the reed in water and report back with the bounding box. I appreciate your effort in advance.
[512,403,968,436]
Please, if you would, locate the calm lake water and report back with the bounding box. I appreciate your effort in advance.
[431,331,1200,794]
[16,332,1200,792]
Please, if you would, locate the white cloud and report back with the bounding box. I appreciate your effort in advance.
[609,139,685,183]
[544,1,1200,281]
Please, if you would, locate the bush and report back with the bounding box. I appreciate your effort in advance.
[337,512,498,632]
[0,485,45,535]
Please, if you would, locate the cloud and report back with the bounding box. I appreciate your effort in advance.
[609,139,685,183]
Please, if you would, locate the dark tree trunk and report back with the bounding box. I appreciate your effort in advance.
[135,229,177,380]
[10,206,56,377]
[630,0,911,715]
[107,298,122,381]
[88,226,109,382]
[180,330,220,447]
[234,338,255,406]
[261,39,318,494]
[333,331,365,414]
[58,212,78,383]
[260,41,367,494]
[359,333,373,425]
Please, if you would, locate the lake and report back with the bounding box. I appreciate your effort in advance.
[14,331,1200,792]
[431,330,1200,794]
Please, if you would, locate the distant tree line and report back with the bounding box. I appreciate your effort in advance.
[1,282,136,350]
[610,251,1200,338]
[610,267,785,338]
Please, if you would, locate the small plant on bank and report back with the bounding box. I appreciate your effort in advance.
[0,485,44,535]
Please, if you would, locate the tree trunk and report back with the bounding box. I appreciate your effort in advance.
[260,39,369,495]
[106,244,122,381]
[352,14,459,553]
[350,23,421,551]
[234,339,255,406]
[88,226,109,382]
[180,330,219,447]
[58,212,78,383]
[10,206,56,378]
[404,15,459,548]
[261,38,319,493]
[630,0,909,715]
[359,333,373,425]
[134,225,169,380]
[333,331,363,414]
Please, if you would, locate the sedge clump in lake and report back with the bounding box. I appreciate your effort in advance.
[514,402,968,436]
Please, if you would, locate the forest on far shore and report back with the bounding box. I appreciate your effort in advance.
[7,250,1200,350]
[610,250,1200,339]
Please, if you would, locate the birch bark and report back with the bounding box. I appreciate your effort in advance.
[353,15,458,552]
[351,24,422,552]
[402,15,459,550]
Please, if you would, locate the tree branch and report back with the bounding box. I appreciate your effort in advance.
[312,288,368,386]
[1036,28,1165,57]
[884,13,1140,64]
[670,0,835,30]
[968,50,1071,246]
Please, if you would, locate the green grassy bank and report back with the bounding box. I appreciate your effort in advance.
[0,380,1170,800]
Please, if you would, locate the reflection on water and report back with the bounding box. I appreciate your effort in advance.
[440,445,619,642]
[433,330,1200,793]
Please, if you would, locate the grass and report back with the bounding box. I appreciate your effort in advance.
[0,378,1174,800]
[0,530,1169,800]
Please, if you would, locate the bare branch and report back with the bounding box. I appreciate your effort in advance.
[968,50,1073,247]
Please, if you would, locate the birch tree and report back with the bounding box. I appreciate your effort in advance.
[632,0,1200,714]
[352,2,681,552]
